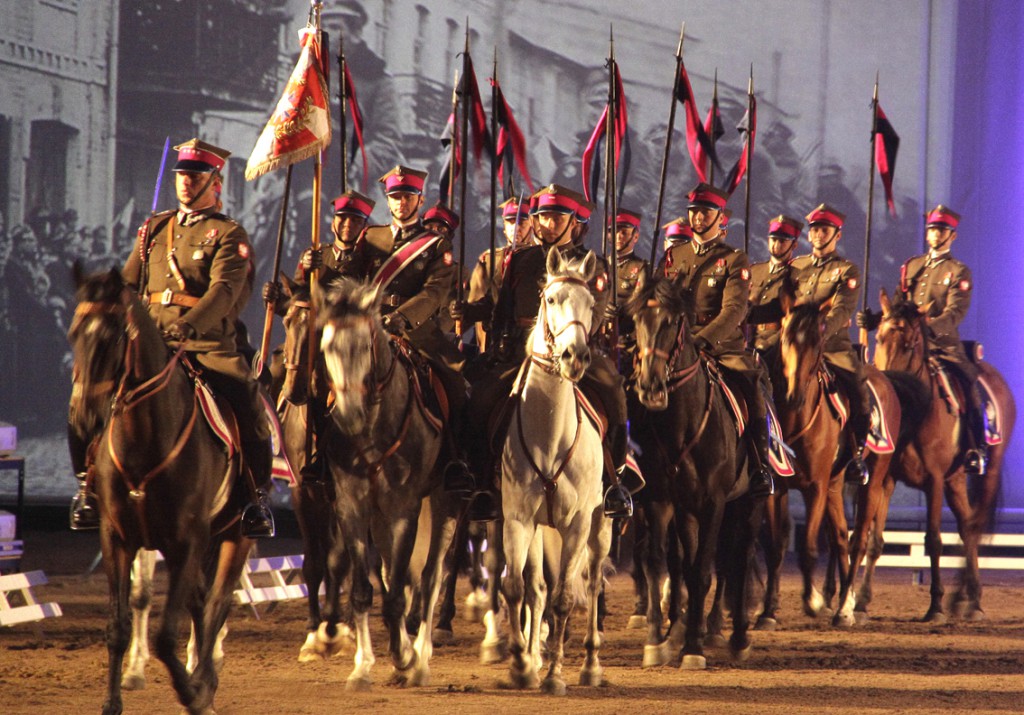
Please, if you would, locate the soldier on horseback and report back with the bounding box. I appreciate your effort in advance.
[605,208,649,361]
[656,183,776,497]
[790,204,871,484]
[72,138,275,537]
[747,214,803,355]
[452,183,637,519]
[857,204,988,474]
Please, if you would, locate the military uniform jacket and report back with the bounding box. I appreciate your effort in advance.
[293,242,356,290]
[790,252,860,371]
[338,221,455,354]
[614,253,648,306]
[491,243,610,361]
[897,252,973,365]
[746,259,794,352]
[656,238,751,358]
[468,245,509,305]
[123,209,254,369]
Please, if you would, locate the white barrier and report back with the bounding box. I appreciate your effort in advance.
[234,554,324,616]
[0,570,63,627]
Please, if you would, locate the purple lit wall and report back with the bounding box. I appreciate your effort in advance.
[952,0,1024,508]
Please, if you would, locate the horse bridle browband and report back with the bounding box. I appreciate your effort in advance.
[533,275,592,369]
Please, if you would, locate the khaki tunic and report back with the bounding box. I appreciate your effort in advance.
[897,252,974,376]
[790,252,861,372]
[746,259,794,352]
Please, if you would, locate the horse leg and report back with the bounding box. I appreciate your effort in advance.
[464,522,490,623]
[824,480,856,628]
[757,490,790,629]
[642,502,673,667]
[480,519,507,664]
[502,516,539,689]
[944,474,984,620]
[294,483,334,662]
[726,495,763,661]
[410,491,460,686]
[628,509,649,629]
[856,477,895,620]
[372,510,418,683]
[798,483,828,617]
[705,567,728,649]
[922,477,948,622]
[122,549,157,691]
[524,528,548,679]
[154,540,205,712]
[542,511,587,696]
[676,504,722,670]
[101,534,135,715]
[580,512,612,687]
[335,522,376,691]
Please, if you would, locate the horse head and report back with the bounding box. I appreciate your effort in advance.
[873,287,928,373]
[626,272,696,411]
[778,283,831,406]
[318,277,385,436]
[280,276,313,405]
[537,247,596,382]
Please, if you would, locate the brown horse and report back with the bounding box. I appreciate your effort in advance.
[68,267,251,715]
[763,291,900,627]
[861,289,1016,621]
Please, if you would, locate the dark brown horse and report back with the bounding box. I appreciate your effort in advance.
[761,292,900,627]
[861,289,1016,621]
[68,267,250,715]
[627,274,764,670]
[317,278,459,689]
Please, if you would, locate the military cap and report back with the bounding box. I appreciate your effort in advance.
[806,203,846,228]
[423,202,460,230]
[530,184,585,216]
[332,190,376,218]
[499,197,530,221]
[379,165,428,195]
[575,198,597,224]
[610,208,642,229]
[663,217,693,240]
[687,183,730,210]
[172,138,230,173]
[767,214,803,240]
[924,204,961,229]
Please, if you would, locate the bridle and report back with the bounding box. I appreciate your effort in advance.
[530,274,592,373]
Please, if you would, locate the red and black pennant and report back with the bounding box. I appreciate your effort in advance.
[874,103,900,217]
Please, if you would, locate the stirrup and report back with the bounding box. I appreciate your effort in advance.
[466,490,500,522]
[241,492,276,538]
[603,484,633,519]
[69,473,100,531]
[442,459,476,496]
[748,467,775,498]
[964,448,987,476]
[845,450,869,486]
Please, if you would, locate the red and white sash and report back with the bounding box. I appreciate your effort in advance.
[371,232,443,292]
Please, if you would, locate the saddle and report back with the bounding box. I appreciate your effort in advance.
[930,357,1002,446]
[391,337,447,434]
[819,364,895,455]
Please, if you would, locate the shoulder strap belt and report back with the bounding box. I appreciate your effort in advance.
[371,234,443,291]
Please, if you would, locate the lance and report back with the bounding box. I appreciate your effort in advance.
[446,70,459,207]
[489,48,498,285]
[337,30,349,192]
[859,72,880,352]
[255,165,293,379]
[742,65,754,256]
[454,22,472,338]
[708,69,719,187]
[305,1,326,458]
[649,22,686,270]
[605,27,621,365]
[151,136,170,215]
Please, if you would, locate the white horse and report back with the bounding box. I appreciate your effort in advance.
[501,248,611,694]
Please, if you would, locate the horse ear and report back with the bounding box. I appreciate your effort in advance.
[545,246,563,276]
[879,287,892,316]
[359,281,381,313]
[580,250,597,283]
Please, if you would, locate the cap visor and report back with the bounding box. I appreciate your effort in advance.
[173,160,217,173]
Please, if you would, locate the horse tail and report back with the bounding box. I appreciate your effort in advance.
[883,369,930,449]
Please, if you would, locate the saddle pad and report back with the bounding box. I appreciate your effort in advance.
[573,384,608,441]
[933,362,964,415]
[978,374,1003,446]
[865,379,895,455]
[195,380,238,458]
[824,386,849,430]
[265,393,297,486]
[709,367,746,437]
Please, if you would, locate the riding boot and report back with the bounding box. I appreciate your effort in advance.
[960,382,988,476]
[741,377,775,498]
[70,472,100,531]
[240,439,276,538]
[603,424,635,518]
[844,409,871,486]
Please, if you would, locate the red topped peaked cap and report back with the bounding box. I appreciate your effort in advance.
[611,208,642,229]
[332,190,376,218]
[423,202,460,230]
[806,203,846,228]
[767,214,803,240]
[499,197,530,221]
[576,198,596,224]
[172,138,230,173]
[687,182,730,210]
[530,184,585,216]
[663,217,693,240]
[925,204,961,229]
[379,165,428,195]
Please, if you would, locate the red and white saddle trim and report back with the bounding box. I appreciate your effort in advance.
[865,379,895,455]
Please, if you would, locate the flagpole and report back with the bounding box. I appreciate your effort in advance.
[455,21,472,338]
[256,165,293,378]
[743,65,753,255]
[489,48,498,285]
[338,31,349,193]
[649,22,685,270]
[306,2,325,457]
[860,72,879,351]
[708,69,719,187]
[447,71,459,207]
[605,27,620,365]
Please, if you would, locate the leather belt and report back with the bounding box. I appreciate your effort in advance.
[380,294,403,307]
[150,290,199,308]
[757,322,781,331]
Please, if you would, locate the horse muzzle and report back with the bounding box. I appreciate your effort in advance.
[558,345,590,382]
[637,376,668,411]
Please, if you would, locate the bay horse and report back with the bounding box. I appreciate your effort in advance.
[67,267,251,715]
[317,278,459,689]
[500,248,611,694]
[627,273,764,670]
[861,289,1016,621]
[764,290,900,627]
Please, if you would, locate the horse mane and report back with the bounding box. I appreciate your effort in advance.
[625,276,695,324]
[885,297,925,323]
[319,277,380,325]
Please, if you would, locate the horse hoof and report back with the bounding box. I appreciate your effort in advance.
[509,669,540,690]
[481,640,507,664]
[803,589,826,618]
[541,677,567,696]
[964,607,986,622]
[409,667,431,687]
[832,611,855,629]
[730,642,753,663]
[680,654,707,670]
[754,616,779,631]
[315,622,353,657]
[853,610,870,625]
[434,628,454,646]
[121,673,146,691]
[923,609,947,624]
[704,633,728,649]
[578,667,603,687]
[627,614,647,629]
[346,676,373,692]
[464,591,489,623]
[642,642,671,668]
